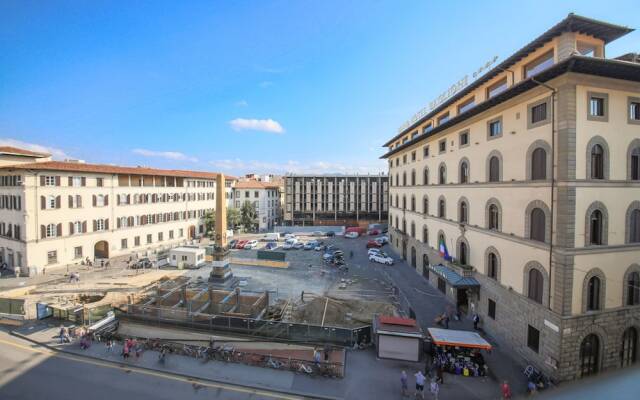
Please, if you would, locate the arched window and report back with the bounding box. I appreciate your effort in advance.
[438,198,446,218]
[631,147,640,181]
[629,209,640,243]
[580,334,600,377]
[531,148,547,180]
[411,170,416,186]
[390,175,393,186]
[459,241,468,265]
[591,144,604,179]
[403,172,407,186]
[422,226,428,244]
[459,201,468,224]
[438,164,446,184]
[487,252,498,280]
[590,210,604,245]
[423,168,429,185]
[46,223,57,238]
[411,246,416,267]
[488,204,499,230]
[423,197,429,214]
[528,269,543,303]
[395,195,399,208]
[530,208,546,242]
[460,161,469,184]
[626,271,640,306]
[621,327,638,367]
[411,222,415,238]
[411,196,416,212]
[395,216,399,229]
[395,173,399,187]
[488,156,500,182]
[587,276,601,311]
[438,233,445,250]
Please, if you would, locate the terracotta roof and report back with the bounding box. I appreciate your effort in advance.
[0,160,233,180]
[378,316,417,327]
[234,180,281,189]
[0,146,50,158]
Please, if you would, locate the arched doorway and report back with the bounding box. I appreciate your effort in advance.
[402,240,407,260]
[411,247,416,268]
[94,241,109,259]
[188,225,196,239]
[621,327,638,367]
[580,334,600,377]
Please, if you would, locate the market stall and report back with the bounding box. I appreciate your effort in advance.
[373,315,423,362]
[426,328,491,377]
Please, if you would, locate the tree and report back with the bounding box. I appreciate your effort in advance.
[204,210,216,237]
[240,201,257,232]
[227,208,241,230]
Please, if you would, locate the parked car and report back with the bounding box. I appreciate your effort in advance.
[131,257,152,269]
[326,244,336,251]
[284,233,296,240]
[314,245,325,251]
[293,242,305,249]
[265,242,279,250]
[283,238,298,249]
[235,240,248,249]
[262,233,280,241]
[313,231,324,237]
[345,232,359,239]
[244,240,259,249]
[366,240,382,248]
[367,248,388,257]
[368,229,380,236]
[375,236,389,245]
[229,239,238,248]
[369,253,394,265]
[325,231,335,237]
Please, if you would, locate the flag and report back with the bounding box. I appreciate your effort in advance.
[439,236,452,261]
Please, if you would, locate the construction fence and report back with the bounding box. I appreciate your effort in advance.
[119,304,371,347]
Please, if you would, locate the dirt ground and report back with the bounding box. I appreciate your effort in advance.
[291,296,396,327]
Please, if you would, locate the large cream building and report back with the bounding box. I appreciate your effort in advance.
[383,14,639,380]
[0,147,235,271]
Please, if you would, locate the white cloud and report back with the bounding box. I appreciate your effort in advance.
[229,118,284,134]
[259,81,274,88]
[234,100,248,107]
[0,138,70,159]
[132,148,198,162]
[209,158,386,175]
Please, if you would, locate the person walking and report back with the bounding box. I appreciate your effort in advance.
[436,363,444,384]
[501,380,512,399]
[400,370,408,397]
[473,313,480,330]
[430,379,440,400]
[443,313,449,329]
[414,370,425,399]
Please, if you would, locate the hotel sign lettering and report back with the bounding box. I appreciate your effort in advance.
[398,55,499,133]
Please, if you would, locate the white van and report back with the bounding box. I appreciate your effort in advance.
[263,232,280,241]
[283,238,298,249]
[284,233,297,240]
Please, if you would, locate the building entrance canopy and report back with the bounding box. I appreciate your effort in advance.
[429,264,479,288]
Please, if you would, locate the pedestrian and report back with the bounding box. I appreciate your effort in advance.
[313,348,321,367]
[400,370,408,397]
[59,325,66,344]
[436,364,444,384]
[527,380,537,396]
[473,313,480,330]
[106,339,113,352]
[443,313,449,329]
[430,379,440,400]
[100,260,104,268]
[414,370,425,399]
[501,380,512,399]
[323,344,330,362]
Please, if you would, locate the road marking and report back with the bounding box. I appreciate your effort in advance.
[0,337,307,400]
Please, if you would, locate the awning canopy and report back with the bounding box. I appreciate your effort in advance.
[429,264,480,288]
[427,328,492,350]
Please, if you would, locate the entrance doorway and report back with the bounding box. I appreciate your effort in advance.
[402,241,407,260]
[411,247,416,268]
[94,241,109,259]
[422,255,430,280]
[456,288,469,314]
[188,225,196,240]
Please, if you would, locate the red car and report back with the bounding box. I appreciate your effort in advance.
[235,240,248,249]
[366,240,382,248]
[368,229,380,235]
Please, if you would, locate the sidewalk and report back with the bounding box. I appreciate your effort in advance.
[12,321,504,399]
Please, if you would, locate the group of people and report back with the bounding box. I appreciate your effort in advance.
[401,370,439,399]
[58,326,71,343]
[122,338,142,359]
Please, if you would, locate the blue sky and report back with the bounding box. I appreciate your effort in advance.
[1,1,638,175]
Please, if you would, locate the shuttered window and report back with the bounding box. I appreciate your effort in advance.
[530,208,546,242]
[528,269,543,304]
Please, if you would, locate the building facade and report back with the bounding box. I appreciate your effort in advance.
[383,15,639,381]
[0,149,234,271]
[283,174,388,226]
[233,180,281,232]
